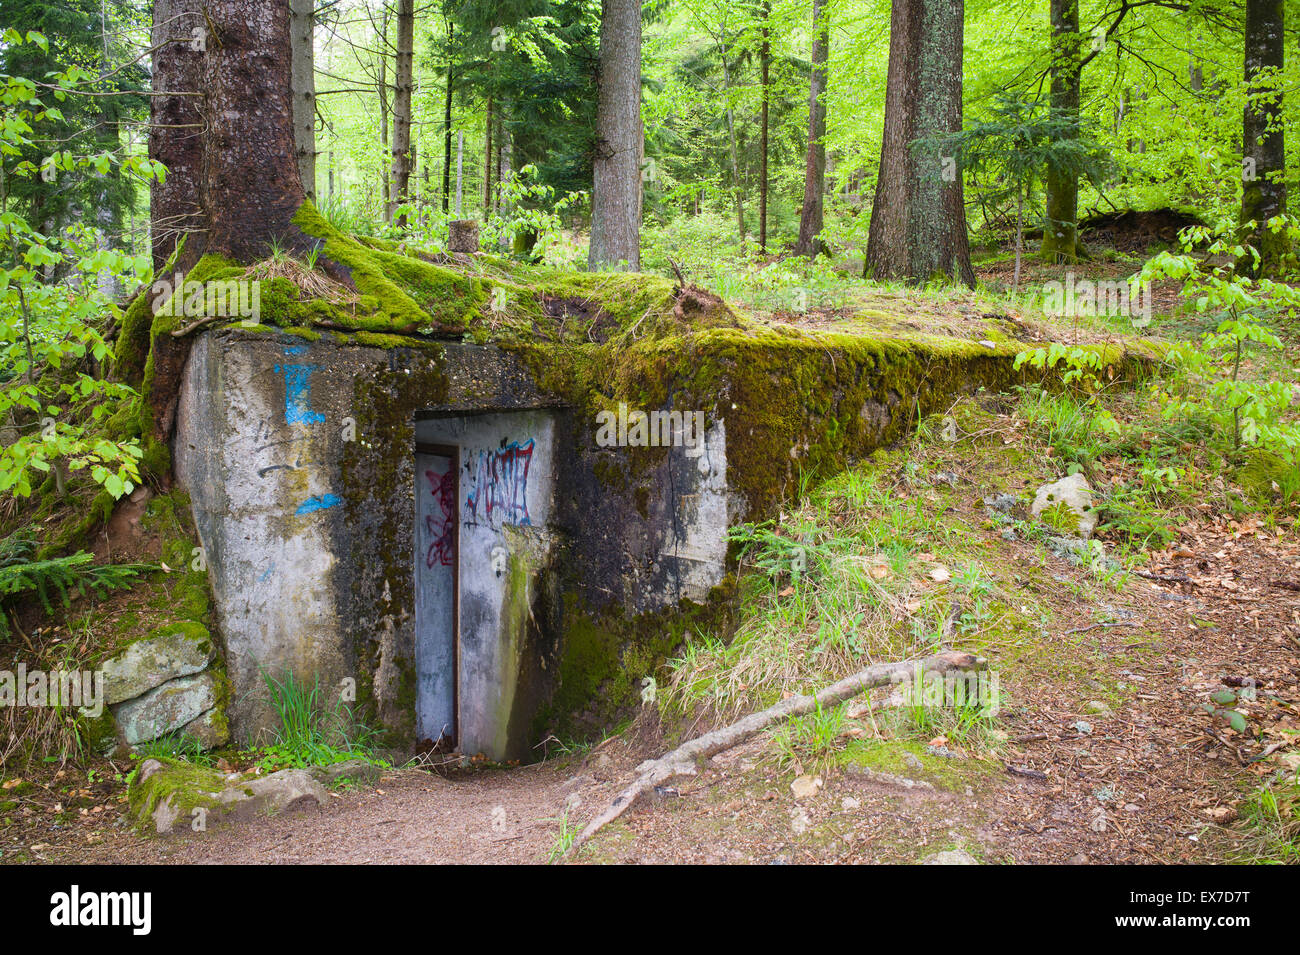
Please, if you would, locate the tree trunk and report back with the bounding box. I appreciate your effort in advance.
[378,5,390,218]
[1040,0,1081,263]
[1240,0,1287,274]
[290,0,315,202]
[145,0,314,454]
[483,96,493,221]
[588,0,642,271]
[794,0,829,257]
[864,0,974,286]
[149,0,206,272]
[720,50,745,241]
[442,21,454,214]
[388,0,414,223]
[497,112,513,250]
[199,0,308,260]
[759,0,770,253]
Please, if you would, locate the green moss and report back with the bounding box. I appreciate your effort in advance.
[292,201,487,334]
[543,578,736,742]
[78,706,120,755]
[126,757,227,833]
[138,491,211,624]
[839,739,1000,793]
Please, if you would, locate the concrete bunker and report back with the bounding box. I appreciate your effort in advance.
[174,329,733,762]
[167,300,1141,762]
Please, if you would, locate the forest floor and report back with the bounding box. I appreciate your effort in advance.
[4,243,1299,865]
[32,470,1299,865]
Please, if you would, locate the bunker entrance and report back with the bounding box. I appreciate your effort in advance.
[414,443,458,751]
[413,410,558,759]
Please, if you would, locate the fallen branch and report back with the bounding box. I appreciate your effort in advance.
[1133,569,1193,585]
[566,650,984,856]
[169,313,230,338]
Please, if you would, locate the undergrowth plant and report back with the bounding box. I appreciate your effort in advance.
[0,534,152,638]
[0,31,157,505]
[255,669,385,772]
[1135,217,1300,470]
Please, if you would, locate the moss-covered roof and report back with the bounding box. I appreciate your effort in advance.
[109,200,1166,497]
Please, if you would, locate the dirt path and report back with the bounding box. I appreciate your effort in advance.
[60,760,597,865]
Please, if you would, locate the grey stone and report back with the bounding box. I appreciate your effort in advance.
[178,707,229,749]
[130,760,327,834]
[1032,473,1096,539]
[983,492,1019,515]
[113,672,217,745]
[217,769,328,817]
[101,623,214,704]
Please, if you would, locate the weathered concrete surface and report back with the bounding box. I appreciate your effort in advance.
[171,323,1096,759]
[175,334,354,745]
[415,411,559,758]
[174,332,731,759]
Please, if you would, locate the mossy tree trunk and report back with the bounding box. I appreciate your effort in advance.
[139,0,322,461]
[588,0,642,271]
[794,0,829,258]
[1240,0,1288,275]
[1040,0,1082,264]
[864,0,974,286]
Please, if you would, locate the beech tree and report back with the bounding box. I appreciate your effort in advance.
[864,0,973,286]
[793,0,828,257]
[291,0,316,201]
[588,0,642,271]
[388,0,415,221]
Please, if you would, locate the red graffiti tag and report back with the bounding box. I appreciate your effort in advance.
[424,467,455,567]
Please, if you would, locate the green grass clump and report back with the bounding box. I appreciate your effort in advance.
[253,668,386,773]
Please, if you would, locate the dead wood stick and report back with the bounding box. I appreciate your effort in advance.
[169,313,231,338]
[566,650,984,856]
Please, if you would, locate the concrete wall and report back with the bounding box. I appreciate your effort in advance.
[174,330,731,760]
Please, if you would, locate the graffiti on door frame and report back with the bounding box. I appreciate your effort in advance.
[464,439,534,528]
